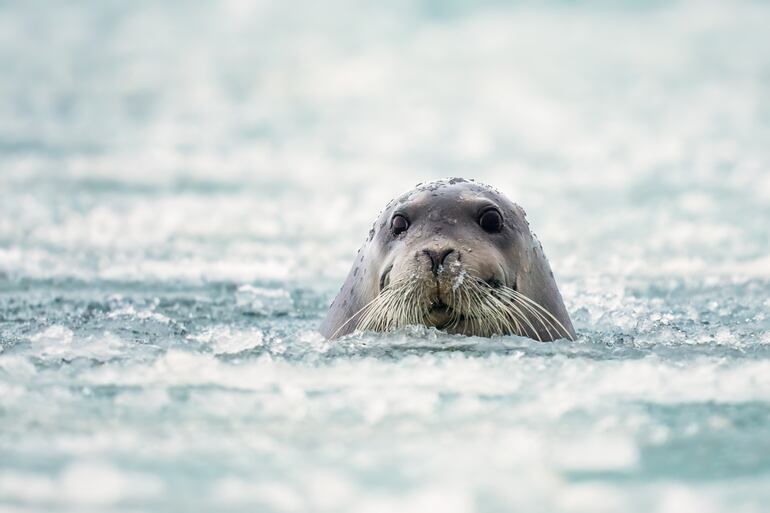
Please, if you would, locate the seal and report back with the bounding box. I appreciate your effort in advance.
[320,178,576,341]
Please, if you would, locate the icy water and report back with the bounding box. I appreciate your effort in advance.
[2,1,770,512]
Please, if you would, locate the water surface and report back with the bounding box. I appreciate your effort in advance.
[1,1,770,511]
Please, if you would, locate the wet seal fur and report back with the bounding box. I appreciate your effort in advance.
[320,178,576,341]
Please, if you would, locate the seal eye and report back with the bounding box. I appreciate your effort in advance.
[479,209,503,233]
[391,214,409,236]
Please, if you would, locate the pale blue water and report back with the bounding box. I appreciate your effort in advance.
[2,1,770,512]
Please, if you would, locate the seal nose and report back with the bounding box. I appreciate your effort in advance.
[423,248,455,275]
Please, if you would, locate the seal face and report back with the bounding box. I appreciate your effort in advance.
[320,178,576,341]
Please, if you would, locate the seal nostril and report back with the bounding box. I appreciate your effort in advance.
[422,250,437,274]
[439,248,455,264]
[423,248,456,275]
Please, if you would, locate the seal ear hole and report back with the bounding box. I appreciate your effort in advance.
[391,214,409,236]
[479,208,503,233]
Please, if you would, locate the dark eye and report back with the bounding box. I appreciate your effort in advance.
[479,209,503,233]
[391,214,409,235]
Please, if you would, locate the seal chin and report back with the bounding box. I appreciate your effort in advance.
[426,301,453,329]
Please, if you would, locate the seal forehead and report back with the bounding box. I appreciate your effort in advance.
[398,189,433,208]
[374,178,518,236]
[393,178,501,208]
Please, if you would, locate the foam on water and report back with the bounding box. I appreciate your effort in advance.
[1,0,770,512]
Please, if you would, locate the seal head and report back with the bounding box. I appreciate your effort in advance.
[320,178,575,341]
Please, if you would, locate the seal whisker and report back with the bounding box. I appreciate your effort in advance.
[487,284,552,341]
[466,278,534,339]
[496,288,554,340]
[356,277,432,333]
[497,293,530,338]
[466,279,510,337]
[462,280,488,334]
[358,281,404,333]
[516,292,572,341]
[331,291,391,339]
[495,293,536,339]
[508,289,574,341]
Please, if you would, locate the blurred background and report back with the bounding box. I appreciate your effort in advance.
[1,1,769,512]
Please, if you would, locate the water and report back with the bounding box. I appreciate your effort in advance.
[1,1,770,511]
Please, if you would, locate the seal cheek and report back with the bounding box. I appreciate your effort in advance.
[462,251,508,289]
